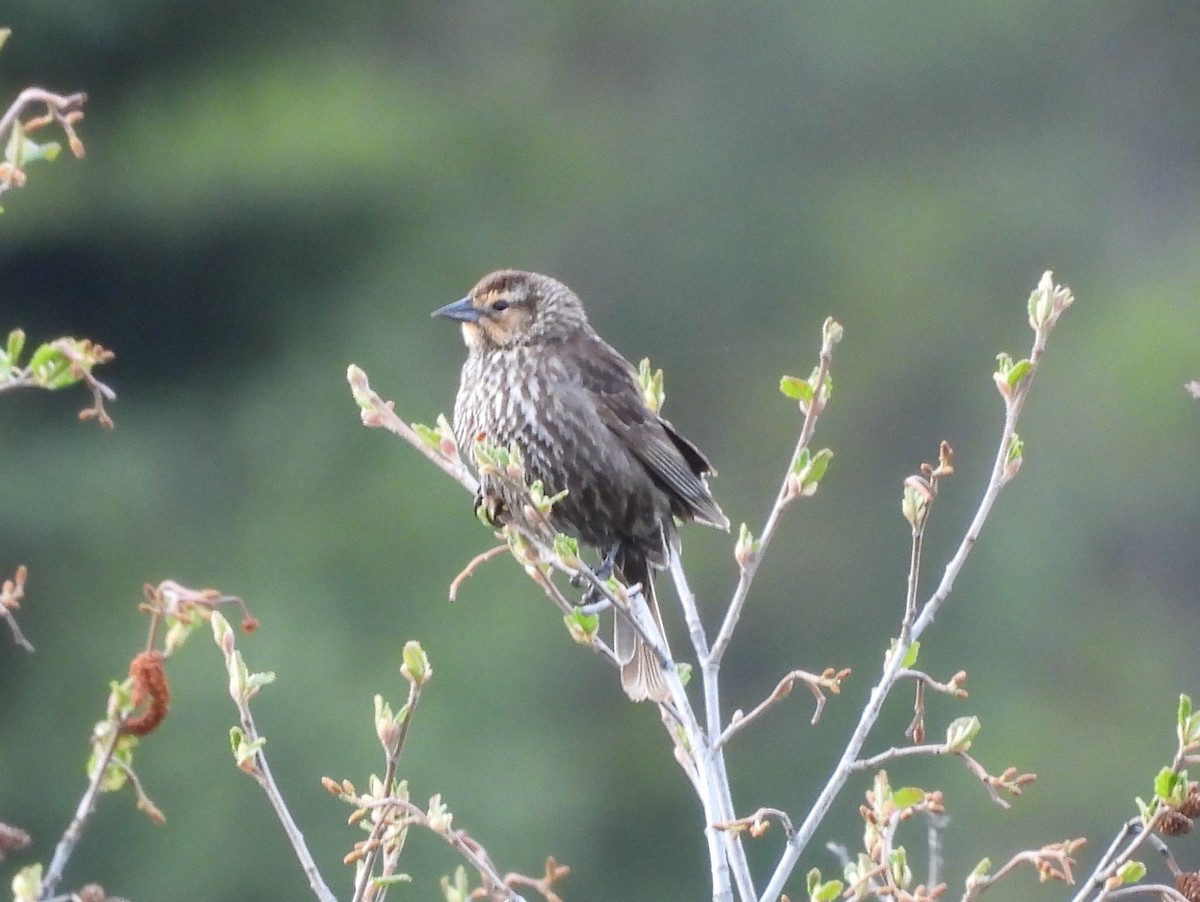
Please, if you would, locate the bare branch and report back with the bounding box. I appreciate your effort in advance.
[448,543,509,601]
[717,667,850,748]
[1,564,33,652]
[715,807,795,841]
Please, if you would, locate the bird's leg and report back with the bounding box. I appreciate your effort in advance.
[594,543,620,581]
[575,543,621,603]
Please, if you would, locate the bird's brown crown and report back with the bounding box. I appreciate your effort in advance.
[461,270,590,350]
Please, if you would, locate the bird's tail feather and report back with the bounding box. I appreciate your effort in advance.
[614,550,672,703]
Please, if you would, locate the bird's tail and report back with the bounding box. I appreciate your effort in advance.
[614,549,672,703]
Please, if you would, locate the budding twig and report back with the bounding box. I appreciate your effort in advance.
[0,564,33,652]
[717,667,850,748]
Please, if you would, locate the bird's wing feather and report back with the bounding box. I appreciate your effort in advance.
[572,336,729,530]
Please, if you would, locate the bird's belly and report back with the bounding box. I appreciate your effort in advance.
[456,379,667,556]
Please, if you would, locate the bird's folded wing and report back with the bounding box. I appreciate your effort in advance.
[575,344,729,531]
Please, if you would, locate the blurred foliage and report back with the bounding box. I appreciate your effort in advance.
[2,3,1199,900]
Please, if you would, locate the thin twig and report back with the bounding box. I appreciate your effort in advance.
[0,601,33,651]
[926,810,949,888]
[348,366,477,494]
[1102,887,1188,901]
[0,88,86,146]
[1,564,34,651]
[850,744,1028,809]
[350,675,423,902]
[961,839,1086,901]
[900,527,923,643]
[239,694,336,901]
[717,668,848,748]
[1072,821,1141,902]
[448,543,508,601]
[214,616,336,902]
[715,807,796,840]
[39,725,122,899]
[711,320,838,665]
[899,667,968,697]
[393,799,528,901]
[1073,808,1174,901]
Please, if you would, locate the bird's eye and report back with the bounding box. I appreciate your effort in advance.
[490,299,510,312]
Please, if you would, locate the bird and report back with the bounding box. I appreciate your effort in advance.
[433,269,728,702]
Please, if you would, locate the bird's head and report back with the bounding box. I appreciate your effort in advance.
[432,270,589,351]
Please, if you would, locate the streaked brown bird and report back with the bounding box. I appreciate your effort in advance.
[433,269,728,702]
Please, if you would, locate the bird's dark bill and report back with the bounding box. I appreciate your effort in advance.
[431,296,483,323]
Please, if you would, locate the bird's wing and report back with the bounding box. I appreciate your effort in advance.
[573,337,729,530]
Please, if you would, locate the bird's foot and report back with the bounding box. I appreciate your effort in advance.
[473,489,509,528]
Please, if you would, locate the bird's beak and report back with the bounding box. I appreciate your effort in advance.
[431,296,483,323]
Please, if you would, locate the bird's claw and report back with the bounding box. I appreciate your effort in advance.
[473,490,509,528]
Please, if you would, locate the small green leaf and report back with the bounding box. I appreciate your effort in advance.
[1135,796,1154,822]
[734,522,759,568]
[529,480,568,513]
[822,317,844,346]
[967,858,992,880]
[1006,358,1034,389]
[945,715,981,752]
[11,863,43,902]
[887,846,911,887]
[1154,767,1174,800]
[812,879,843,902]
[1114,860,1146,884]
[553,533,581,569]
[6,118,25,166]
[412,421,441,451]
[1154,767,1187,803]
[27,342,75,389]
[401,640,431,686]
[902,640,920,669]
[229,726,267,767]
[440,865,472,902]
[806,868,821,895]
[892,787,926,809]
[888,638,920,669]
[780,375,813,402]
[4,328,25,368]
[20,137,61,165]
[1179,694,1200,745]
[374,874,413,886]
[245,670,276,693]
[638,358,666,413]
[426,793,453,832]
[676,662,692,686]
[563,608,600,644]
[796,447,833,495]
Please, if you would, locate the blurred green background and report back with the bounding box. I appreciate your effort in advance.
[2,3,1198,900]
